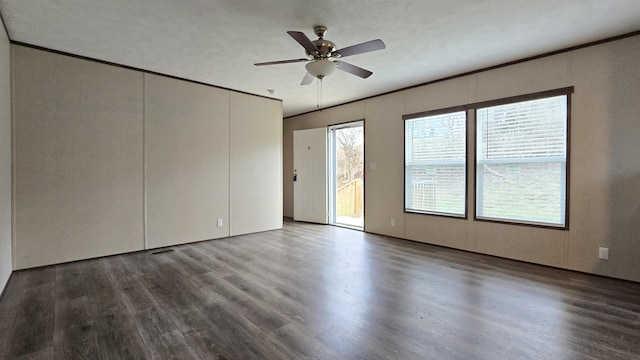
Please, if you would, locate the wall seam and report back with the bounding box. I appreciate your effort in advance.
[228,92,232,237]
[143,73,148,250]
[10,42,15,270]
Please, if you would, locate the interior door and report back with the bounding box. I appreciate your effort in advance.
[293,128,328,224]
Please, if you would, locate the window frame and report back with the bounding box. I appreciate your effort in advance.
[401,87,573,229]
[473,88,572,230]
[403,106,469,219]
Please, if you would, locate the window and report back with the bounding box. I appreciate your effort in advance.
[405,111,466,217]
[476,95,568,227]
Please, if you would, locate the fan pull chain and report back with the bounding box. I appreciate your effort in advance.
[320,78,323,109]
[316,78,320,109]
[315,77,325,109]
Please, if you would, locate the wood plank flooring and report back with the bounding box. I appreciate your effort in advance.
[1,220,640,359]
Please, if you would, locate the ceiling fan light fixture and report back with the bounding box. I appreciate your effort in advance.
[305,59,337,79]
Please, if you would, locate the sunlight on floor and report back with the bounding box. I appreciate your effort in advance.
[336,215,363,229]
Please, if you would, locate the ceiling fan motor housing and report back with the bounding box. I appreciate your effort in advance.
[309,39,336,59]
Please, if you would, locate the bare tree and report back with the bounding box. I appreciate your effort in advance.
[335,127,363,187]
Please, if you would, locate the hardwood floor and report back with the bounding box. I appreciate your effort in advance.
[1,220,639,359]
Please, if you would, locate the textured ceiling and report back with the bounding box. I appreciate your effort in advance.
[1,1,639,117]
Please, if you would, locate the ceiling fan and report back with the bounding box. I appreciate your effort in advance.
[254,26,386,85]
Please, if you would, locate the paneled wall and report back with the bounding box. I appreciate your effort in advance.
[12,46,145,269]
[230,93,283,236]
[284,35,640,283]
[145,74,230,248]
[11,45,282,270]
[0,16,12,293]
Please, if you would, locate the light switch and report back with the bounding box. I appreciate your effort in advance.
[370,162,377,170]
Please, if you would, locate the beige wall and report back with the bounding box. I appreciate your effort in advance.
[145,74,231,248]
[284,35,640,283]
[12,45,283,269]
[12,46,145,269]
[0,17,12,293]
[568,38,640,281]
[230,93,283,235]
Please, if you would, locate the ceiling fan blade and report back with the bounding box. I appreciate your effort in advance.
[334,39,386,58]
[300,72,315,85]
[254,58,309,66]
[335,61,373,78]
[287,31,320,55]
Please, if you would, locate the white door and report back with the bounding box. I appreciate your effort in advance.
[293,128,328,224]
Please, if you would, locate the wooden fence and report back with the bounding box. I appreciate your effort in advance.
[336,178,363,217]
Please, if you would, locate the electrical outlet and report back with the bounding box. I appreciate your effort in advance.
[390,218,396,227]
[598,247,609,260]
[217,218,223,228]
